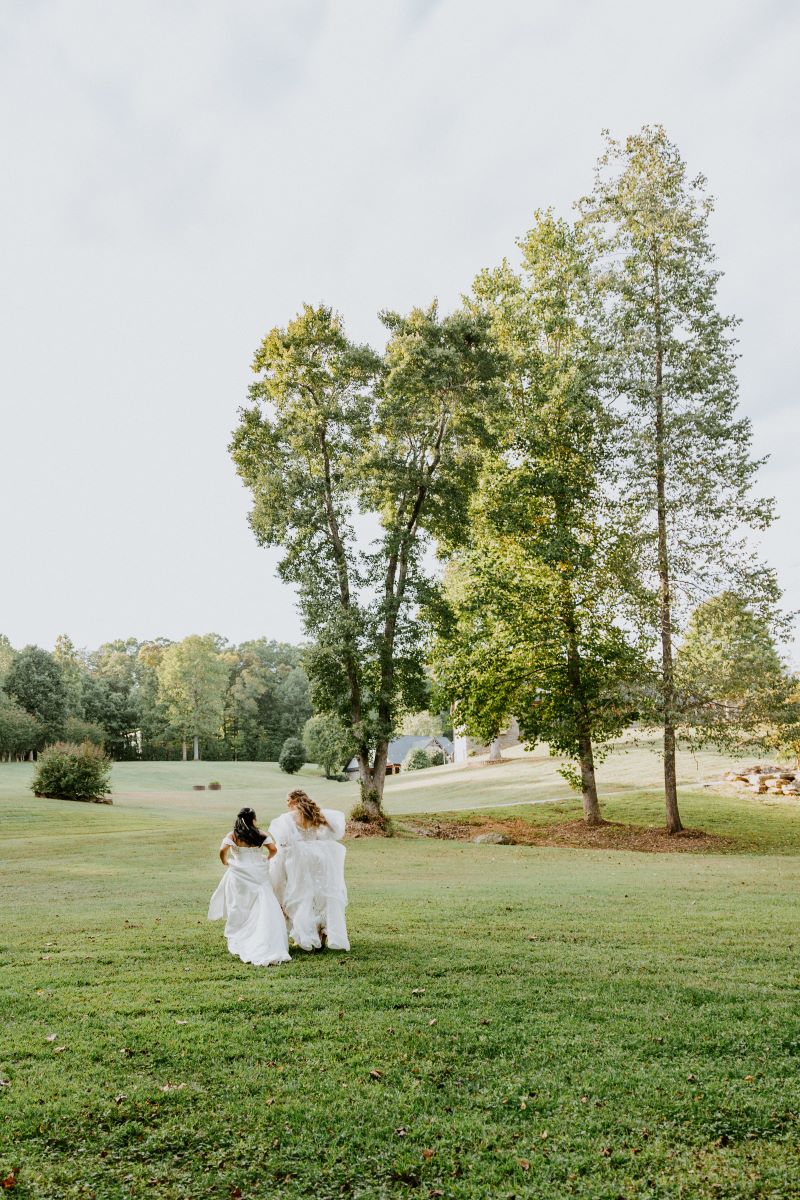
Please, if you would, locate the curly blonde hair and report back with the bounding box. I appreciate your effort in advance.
[287,788,329,828]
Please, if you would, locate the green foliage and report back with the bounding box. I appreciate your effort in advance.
[5,645,68,740]
[231,301,502,814]
[302,712,354,778]
[403,745,434,771]
[156,635,231,757]
[31,740,111,801]
[0,701,45,760]
[64,715,106,747]
[278,735,306,774]
[433,211,642,820]
[676,591,794,751]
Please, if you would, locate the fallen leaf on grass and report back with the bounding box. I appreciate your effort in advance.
[429,1190,444,1197]
[421,1149,435,1160]
[1,1168,16,1190]
[159,1083,187,1093]
[53,1046,66,1054]
[45,1034,57,1043]
[266,1097,275,1106]
[478,1017,491,1026]
[411,988,425,996]
[600,1146,611,1157]
[175,1020,188,1026]
[120,1048,134,1057]
[369,1069,383,1080]
[230,1189,243,1199]
[744,1075,754,1082]
[427,1019,437,1027]
[395,1127,407,1137]
[114,1094,126,1104]
[517,1159,530,1171]
[0,1081,10,1089]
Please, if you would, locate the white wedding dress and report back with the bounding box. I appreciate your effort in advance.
[208,835,291,966]
[268,809,349,951]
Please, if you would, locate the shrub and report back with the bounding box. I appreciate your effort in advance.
[32,741,112,803]
[279,736,306,774]
[428,748,445,767]
[208,780,222,790]
[404,746,433,771]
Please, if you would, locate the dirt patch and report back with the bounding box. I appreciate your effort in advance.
[403,815,733,854]
[345,819,390,839]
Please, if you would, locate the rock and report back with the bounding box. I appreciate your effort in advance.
[473,832,516,845]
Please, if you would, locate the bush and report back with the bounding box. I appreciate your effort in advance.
[404,746,433,771]
[279,736,306,774]
[32,741,112,803]
[208,780,222,790]
[428,748,445,767]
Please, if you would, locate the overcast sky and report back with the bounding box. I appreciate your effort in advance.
[2,0,798,658]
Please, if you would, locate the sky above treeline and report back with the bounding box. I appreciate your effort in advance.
[1,0,798,660]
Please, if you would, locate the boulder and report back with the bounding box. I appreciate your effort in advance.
[473,832,516,845]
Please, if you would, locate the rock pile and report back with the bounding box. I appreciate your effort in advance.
[724,764,800,796]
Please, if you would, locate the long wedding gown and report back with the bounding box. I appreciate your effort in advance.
[268,810,350,951]
[208,835,291,966]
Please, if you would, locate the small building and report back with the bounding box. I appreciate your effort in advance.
[345,734,454,779]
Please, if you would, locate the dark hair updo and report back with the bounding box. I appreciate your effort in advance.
[233,807,268,847]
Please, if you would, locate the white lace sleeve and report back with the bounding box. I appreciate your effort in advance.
[220,832,236,850]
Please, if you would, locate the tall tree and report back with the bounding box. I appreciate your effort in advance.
[580,127,776,832]
[432,213,640,823]
[231,302,501,823]
[5,646,67,743]
[156,635,231,761]
[53,634,87,718]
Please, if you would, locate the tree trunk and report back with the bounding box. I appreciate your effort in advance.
[577,732,602,826]
[560,572,603,826]
[488,738,502,762]
[181,739,187,762]
[356,743,391,830]
[653,252,683,834]
[193,735,200,761]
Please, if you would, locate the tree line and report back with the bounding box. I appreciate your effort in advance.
[0,633,315,763]
[231,126,799,832]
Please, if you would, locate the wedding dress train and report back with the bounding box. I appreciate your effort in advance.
[268,809,350,951]
[208,836,291,966]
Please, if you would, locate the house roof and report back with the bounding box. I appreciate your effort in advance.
[345,733,453,771]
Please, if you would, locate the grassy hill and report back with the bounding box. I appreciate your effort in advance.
[1,749,799,1197]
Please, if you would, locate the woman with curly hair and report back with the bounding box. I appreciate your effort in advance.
[269,789,349,952]
[208,807,291,966]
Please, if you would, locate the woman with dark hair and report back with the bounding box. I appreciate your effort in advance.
[269,790,349,952]
[208,807,290,966]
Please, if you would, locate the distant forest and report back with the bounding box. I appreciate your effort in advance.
[0,634,312,761]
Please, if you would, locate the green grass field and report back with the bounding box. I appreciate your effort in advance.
[1,749,799,1198]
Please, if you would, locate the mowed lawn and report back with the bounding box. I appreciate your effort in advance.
[1,758,799,1199]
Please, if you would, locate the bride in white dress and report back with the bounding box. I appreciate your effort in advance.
[269,789,349,952]
[208,807,291,966]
